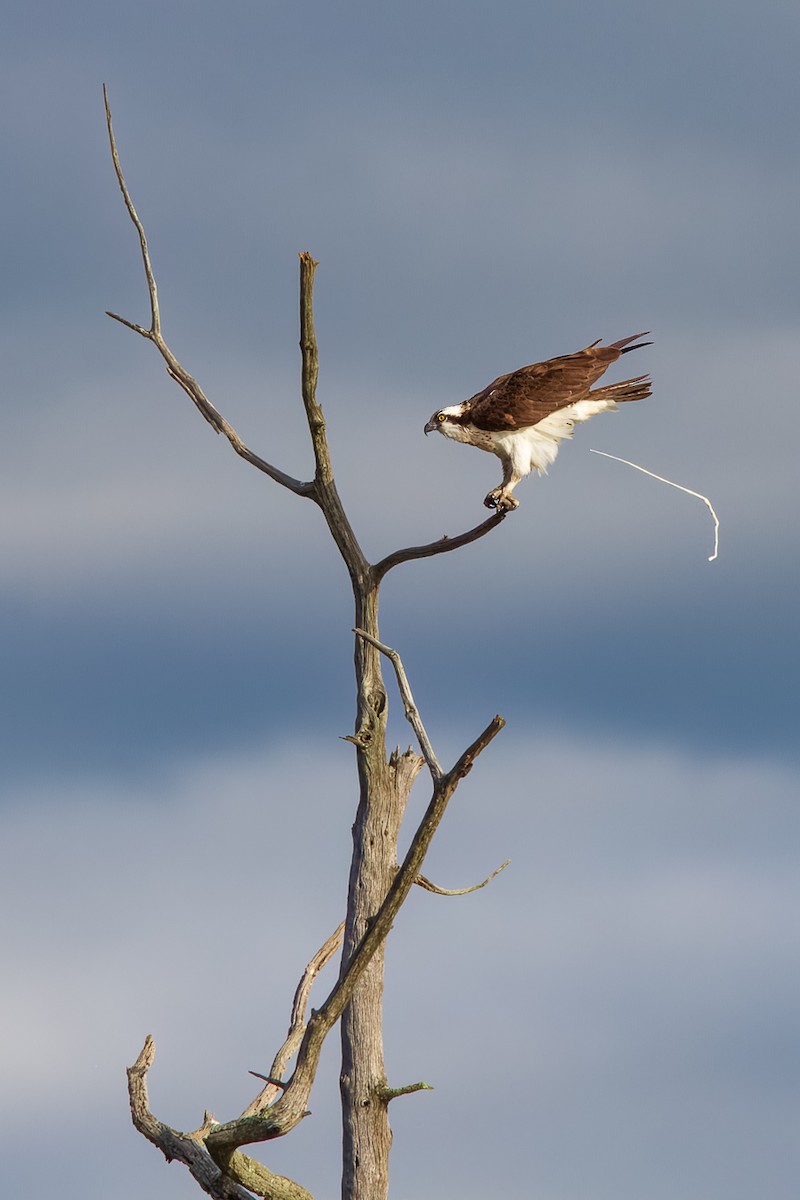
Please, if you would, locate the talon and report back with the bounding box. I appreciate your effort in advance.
[484,489,519,512]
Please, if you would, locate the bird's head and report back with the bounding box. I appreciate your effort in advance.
[424,405,464,436]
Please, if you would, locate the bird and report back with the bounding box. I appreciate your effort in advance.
[424,333,652,512]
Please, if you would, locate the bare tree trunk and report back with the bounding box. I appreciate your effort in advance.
[340,586,396,1200]
[342,586,389,1198]
[104,86,507,1200]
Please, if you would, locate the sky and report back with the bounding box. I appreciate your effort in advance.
[1,2,798,1197]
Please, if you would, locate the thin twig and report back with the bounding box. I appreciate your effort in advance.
[102,85,314,499]
[415,858,510,896]
[590,449,720,561]
[248,1074,288,1091]
[372,512,506,581]
[377,1081,433,1102]
[353,629,442,780]
[103,84,161,337]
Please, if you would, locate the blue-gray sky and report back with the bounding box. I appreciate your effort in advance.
[1,3,798,1198]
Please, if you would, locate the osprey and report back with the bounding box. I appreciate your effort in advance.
[424,333,652,511]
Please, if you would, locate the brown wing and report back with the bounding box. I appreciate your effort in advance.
[467,335,649,432]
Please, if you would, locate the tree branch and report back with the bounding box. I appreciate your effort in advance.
[242,922,345,1117]
[127,1036,258,1200]
[353,629,442,780]
[372,512,507,582]
[298,253,328,485]
[415,858,510,895]
[103,85,314,499]
[204,713,504,1156]
[103,84,161,338]
[127,924,345,1194]
[376,1081,433,1102]
[295,254,370,586]
[209,1148,316,1200]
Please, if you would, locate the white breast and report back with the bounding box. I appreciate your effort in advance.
[485,396,619,475]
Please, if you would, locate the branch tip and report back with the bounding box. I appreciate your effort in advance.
[103,85,161,338]
[447,714,505,783]
[106,310,152,337]
[130,1033,156,1074]
[249,1071,288,1091]
[416,858,511,896]
[378,1081,434,1103]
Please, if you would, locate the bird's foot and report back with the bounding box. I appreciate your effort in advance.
[484,488,519,512]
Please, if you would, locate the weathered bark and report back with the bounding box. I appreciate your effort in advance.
[340,584,394,1200]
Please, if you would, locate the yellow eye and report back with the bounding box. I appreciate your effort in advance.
[437,412,446,422]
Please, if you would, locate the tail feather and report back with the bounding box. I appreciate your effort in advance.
[609,331,652,354]
[592,375,652,404]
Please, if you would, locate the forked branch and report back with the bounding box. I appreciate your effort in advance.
[355,629,509,891]
[203,711,504,1158]
[127,1037,253,1200]
[104,85,507,576]
[127,713,504,1181]
[103,85,313,499]
[242,922,345,1117]
[127,922,346,1199]
[353,628,442,779]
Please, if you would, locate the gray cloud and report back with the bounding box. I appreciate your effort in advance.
[2,732,798,1198]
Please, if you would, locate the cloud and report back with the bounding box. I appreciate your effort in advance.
[2,729,798,1198]
[4,321,798,782]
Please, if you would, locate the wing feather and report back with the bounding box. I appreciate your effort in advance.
[467,338,649,432]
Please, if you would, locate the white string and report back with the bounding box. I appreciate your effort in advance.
[589,449,719,562]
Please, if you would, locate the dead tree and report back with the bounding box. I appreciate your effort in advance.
[104,88,510,1200]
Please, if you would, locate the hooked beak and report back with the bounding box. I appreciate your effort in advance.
[423,418,437,435]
